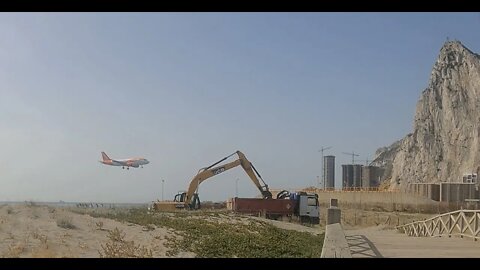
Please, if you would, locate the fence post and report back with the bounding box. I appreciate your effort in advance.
[448,215,452,237]
[460,212,464,238]
[475,213,478,241]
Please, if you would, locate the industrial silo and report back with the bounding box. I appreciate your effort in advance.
[362,166,380,188]
[342,164,354,189]
[324,155,335,189]
[352,164,363,188]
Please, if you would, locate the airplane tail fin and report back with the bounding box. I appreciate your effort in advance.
[101,152,111,161]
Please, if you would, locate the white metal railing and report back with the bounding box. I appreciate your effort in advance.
[396,210,480,241]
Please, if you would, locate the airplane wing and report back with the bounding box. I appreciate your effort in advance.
[112,159,127,165]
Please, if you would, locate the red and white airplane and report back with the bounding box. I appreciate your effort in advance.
[99,152,150,170]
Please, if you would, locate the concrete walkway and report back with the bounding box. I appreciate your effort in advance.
[344,226,480,258]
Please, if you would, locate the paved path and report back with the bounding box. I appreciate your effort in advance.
[344,226,480,258]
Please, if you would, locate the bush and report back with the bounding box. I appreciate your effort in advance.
[57,217,76,229]
[99,228,153,258]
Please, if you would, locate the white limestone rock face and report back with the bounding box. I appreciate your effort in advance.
[374,41,480,190]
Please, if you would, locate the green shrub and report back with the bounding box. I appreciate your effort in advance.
[99,227,153,258]
[88,208,324,258]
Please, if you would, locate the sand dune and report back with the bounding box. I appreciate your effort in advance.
[0,204,174,258]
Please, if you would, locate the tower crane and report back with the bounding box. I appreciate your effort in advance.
[356,158,372,166]
[342,151,359,165]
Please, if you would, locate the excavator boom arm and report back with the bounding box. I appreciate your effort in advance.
[184,151,272,207]
[236,151,271,198]
[185,159,241,203]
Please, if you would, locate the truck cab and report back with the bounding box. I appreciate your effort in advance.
[291,192,320,224]
[298,193,320,224]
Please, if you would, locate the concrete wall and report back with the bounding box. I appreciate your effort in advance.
[321,223,352,258]
[315,190,437,212]
[439,183,478,202]
[409,183,441,201]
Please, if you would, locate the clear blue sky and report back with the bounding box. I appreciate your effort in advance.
[1,13,479,203]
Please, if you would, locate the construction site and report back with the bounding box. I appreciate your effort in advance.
[142,148,480,258]
[149,148,480,224]
[147,150,394,220]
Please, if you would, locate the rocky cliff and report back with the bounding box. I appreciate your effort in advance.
[370,138,403,183]
[373,40,480,189]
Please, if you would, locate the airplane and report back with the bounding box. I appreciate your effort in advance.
[99,152,150,170]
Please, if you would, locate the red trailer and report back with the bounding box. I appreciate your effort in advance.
[229,197,294,218]
[228,193,320,224]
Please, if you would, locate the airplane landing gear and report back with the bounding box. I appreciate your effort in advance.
[127,167,130,170]
[122,166,125,169]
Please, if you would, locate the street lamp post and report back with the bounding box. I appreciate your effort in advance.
[162,179,165,201]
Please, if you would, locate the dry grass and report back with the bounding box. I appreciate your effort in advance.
[32,229,49,249]
[99,227,153,258]
[57,217,76,229]
[3,235,30,258]
[95,221,104,230]
[4,243,26,258]
[26,226,57,258]
[142,224,155,231]
[78,242,88,250]
[31,247,56,258]
[60,232,71,244]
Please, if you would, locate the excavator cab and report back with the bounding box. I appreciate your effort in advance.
[174,191,201,210]
[174,192,186,202]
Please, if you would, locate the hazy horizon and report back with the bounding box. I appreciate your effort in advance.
[1,13,480,203]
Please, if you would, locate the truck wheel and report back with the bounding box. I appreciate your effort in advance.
[300,216,306,224]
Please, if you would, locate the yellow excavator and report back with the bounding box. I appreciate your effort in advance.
[152,150,272,211]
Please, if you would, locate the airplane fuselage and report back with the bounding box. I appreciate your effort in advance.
[101,158,149,168]
[100,152,150,169]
